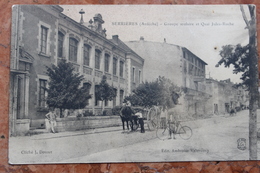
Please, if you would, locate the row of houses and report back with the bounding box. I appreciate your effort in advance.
[125,38,249,117]
[9,5,249,136]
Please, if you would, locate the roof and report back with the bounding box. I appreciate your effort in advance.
[126,40,207,65]
[109,36,144,62]
[50,6,143,62]
[182,47,208,65]
[125,40,208,83]
[125,40,183,82]
[125,40,184,64]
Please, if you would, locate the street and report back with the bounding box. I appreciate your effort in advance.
[9,109,260,164]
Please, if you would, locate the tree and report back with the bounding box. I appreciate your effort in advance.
[95,75,117,114]
[216,5,258,160]
[125,76,181,109]
[46,59,91,118]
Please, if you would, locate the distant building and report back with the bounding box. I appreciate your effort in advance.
[126,38,248,117]
[235,85,249,110]
[9,5,144,135]
[205,78,249,115]
[125,38,210,116]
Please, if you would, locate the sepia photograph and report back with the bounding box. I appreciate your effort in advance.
[8,4,259,164]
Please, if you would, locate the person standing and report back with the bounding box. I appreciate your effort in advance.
[45,109,57,133]
[168,114,177,139]
[135,109,145,133]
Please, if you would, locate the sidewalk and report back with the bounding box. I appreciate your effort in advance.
[9,122,158,164]
[28,125,123,140]
[28,110,248,140]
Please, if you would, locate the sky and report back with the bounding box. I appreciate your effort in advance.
[60,5,251,84]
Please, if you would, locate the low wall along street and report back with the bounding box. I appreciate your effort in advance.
[46,116,122,132]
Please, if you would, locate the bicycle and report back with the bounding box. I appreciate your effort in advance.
[156,119,192,140]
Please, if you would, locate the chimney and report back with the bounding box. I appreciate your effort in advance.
[140,36,144,41]
[112,35,119,43]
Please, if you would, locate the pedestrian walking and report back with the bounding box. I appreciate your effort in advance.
[45,108,57,133]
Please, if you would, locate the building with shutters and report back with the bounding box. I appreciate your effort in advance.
[9,5,144,135]
[125,38,211,116]
[126,38,247,117]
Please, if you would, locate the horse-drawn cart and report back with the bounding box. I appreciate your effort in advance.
[145,106,162,130]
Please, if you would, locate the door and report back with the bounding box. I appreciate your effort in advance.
[17,76,22,119]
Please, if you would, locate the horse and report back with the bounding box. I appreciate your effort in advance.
[120,105,135,131]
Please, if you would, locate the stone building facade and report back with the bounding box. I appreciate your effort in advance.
[125,38,210,116]
[9,5,144,135]
[126,38,248,117]
[205,78,249,115]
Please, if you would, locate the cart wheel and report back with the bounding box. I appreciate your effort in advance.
[132,123,139,131]
[147,120,157,131]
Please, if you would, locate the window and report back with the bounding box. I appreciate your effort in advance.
[119,61,124,77]
[83,83,91,106]
[105,100,108,107]
[183,51,186,59]
[194,82,198,90]
[95,85,100,106]
[138,70,142,83]
[113,88,117,106]
[104,54,110,72]
[132,67,135,82]
[188,64,193,75]
[84,44,91,66]
[58,32,64,57]
[69,38,78,62]
[40,26,48,54]
[113,57,117,75]
[39,79,47,107]
[95,50,101,69]
[189,56,192,62]
[183,61,187,74]
[120,90,124,105]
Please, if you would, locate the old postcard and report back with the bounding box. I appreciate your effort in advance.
[9,5,259,164]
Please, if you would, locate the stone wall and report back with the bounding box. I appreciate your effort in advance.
[15,119,30,136]
[53,116,121,132]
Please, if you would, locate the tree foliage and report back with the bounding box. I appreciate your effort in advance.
[216,5,258,160]
[216,5,257,89]
[216,44,253,87]
[95,75,117,113]
[125,76,181,109]
[46,59,91,117]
